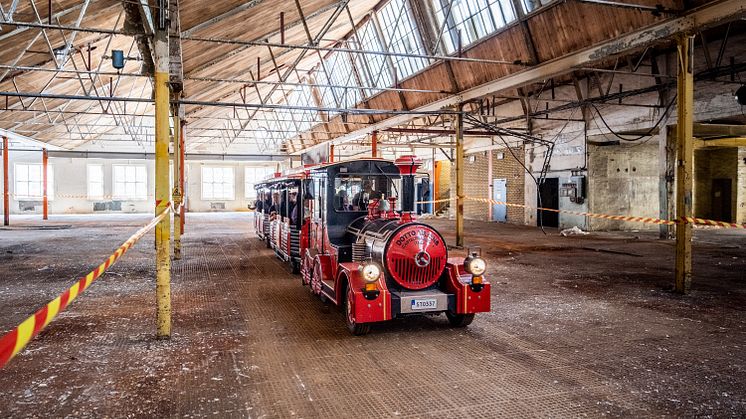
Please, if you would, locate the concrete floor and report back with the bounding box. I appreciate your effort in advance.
[0,213,744,418]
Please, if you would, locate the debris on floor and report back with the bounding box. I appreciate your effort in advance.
[560,225,589,236]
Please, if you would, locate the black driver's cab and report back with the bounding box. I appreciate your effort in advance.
[307,159,403,263]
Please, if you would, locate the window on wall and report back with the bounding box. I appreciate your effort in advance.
[87,164,104,199]
[113,165,147,200]
[376,0,429,80]
[432,0,516,54]
[313,66,340,114]
[202,166,235,200]
[245,167,271,199]
[15,163,54,200]
[286,84,318,132]
[354,20,393,94]
[325,50,363,108]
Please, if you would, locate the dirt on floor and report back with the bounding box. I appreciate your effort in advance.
[0,213,744,418]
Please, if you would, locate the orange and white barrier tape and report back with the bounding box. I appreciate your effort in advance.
[467,196,746,229]
[416,196,745,229]
[0,207,171,369]
[417,197,457,205]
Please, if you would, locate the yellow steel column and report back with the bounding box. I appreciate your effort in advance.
[154,26,171,337]
[172,104,182,260]
[675,35,694,293]
[455,105,464,248]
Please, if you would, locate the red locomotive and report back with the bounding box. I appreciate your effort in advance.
[256,157,490,335]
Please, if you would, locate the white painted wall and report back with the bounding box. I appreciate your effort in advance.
[0,152,274,215]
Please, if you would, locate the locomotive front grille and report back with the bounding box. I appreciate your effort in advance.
[389,255,444,290]
[352,242,369,262]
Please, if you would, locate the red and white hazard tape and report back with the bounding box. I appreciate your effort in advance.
[0,207,171,369]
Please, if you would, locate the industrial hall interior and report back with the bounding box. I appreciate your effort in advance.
[0,0,745,417]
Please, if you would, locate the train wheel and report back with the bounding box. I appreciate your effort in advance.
[345,286,370,336]
[445,312,475,327]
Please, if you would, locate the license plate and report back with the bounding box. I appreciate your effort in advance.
[411,298,437,310]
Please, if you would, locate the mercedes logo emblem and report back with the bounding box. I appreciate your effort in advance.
[414,251,431,268]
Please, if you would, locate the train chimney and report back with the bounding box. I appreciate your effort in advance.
[394,155,421,214]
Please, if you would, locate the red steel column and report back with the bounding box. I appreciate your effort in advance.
[371,131,378,158]
[42,148,48,220]
[3,136,8,226]
[179,120,186,234]
[329,144,335,162]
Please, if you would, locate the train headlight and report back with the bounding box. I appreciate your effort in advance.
[464,255,486,276]
[361,263,381,283]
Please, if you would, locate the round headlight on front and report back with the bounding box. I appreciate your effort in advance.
[464,256,486,276]
[361,263,381,283]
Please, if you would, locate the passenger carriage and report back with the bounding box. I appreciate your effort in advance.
[254,173,309,273]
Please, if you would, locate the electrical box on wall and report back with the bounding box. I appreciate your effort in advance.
[571,175,585,201]
[560,175,586,204]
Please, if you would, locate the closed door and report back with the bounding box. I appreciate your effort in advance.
[492,179,507,222]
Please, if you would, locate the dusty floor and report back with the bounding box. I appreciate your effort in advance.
[0,213,744,418]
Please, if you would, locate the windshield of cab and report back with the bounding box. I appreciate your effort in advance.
[333,175,402,212]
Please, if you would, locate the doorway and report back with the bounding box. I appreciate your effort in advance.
[537,178,559,228]
[711,178,733,222]
[492,179,507,222]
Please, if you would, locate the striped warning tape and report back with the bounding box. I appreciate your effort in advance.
[0,206,172,369]
[416,196,746,229]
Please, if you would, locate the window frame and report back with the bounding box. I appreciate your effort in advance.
[432,0,517,54]
[201,166,236,201]
[112,164,148,201]
[374,0,430,81]
[87,164,105,200]
[245,167,271,199]
[14,163,54,201]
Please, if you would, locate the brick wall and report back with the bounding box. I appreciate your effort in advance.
[491,148,526,223]
[448,146,525,223]
[435,159,451,213]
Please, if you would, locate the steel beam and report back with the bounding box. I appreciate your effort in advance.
[674,36,694,294]
[154,12,171,338]
[179,35,525,67]
[455,107,464,248]
[3,136,8,226]
[693,137,746,148]
[172,104,181,259]
[43,150,294,161]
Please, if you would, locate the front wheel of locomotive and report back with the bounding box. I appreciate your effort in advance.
[345,285,370,335]
[445,312,475,327]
